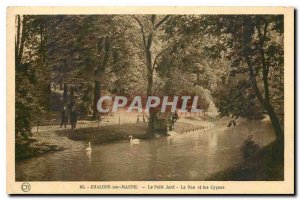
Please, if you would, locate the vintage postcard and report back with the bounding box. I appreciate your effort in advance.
[7,7,294,194]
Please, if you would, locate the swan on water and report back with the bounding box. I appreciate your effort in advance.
[85,141,92,151]
[129,135,140,144]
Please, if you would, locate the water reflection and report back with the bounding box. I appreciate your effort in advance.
[86,151,92,165]
[16,119,275,181]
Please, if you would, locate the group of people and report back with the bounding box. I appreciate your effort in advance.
[60,106,78,129]
[136,113,147,123]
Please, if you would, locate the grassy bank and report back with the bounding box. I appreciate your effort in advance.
[16,117,213,161]
[15,137,65,161]
[57,120,210,144]
[207,140,284,181]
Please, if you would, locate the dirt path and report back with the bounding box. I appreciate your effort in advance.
[33,116,217,145]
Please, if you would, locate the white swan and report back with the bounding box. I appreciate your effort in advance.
[85,141,92,151]
[129,135,140,144]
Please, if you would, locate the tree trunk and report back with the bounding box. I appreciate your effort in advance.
[252,83,284,142]
[70,86,75,108]
[93,81,100,119]
[15,15,21,68]
[254,87,283,142]
[45,83,51,111]
[17,16,27,69]
[146,73,153,97]
[147,112,155,137]
[262,101,284,142]
[147,73,155,137]
[15,15,28,70]
[63,83,68,106]
[92,36,110,120]
[146,48,155,136]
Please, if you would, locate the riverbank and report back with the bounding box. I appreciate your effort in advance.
[58,117,214,144]
[15,137,66,161]
[207,140,284,181]
[16,116,214,161]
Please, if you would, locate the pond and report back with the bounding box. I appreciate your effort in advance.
[16,118,275,181]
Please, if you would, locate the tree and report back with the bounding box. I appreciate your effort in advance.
[47,16,115,117]
[164,15,284,142]
[242,16,284,142]
[47,15,80,107]
[15,15,52,137]
[211,15,284,141]
[15,15,31,137]
[132,15,170,136]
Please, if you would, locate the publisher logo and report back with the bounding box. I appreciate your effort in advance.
[21,182,31,192]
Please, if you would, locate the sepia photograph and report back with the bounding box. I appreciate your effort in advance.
[6,7,294,194]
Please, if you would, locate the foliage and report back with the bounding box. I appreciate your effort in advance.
[165,15,284,140]
[15,14,284,141]
[15,16,51,138]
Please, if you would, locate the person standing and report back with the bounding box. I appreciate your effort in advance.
[70,106,78,129]
[60,107,68,128]
[169,111,179,131]
[172,111,179,123]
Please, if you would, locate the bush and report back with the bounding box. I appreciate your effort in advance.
[241,135,260,159]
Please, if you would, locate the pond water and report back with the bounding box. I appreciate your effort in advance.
[16,119,275,181]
